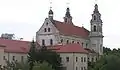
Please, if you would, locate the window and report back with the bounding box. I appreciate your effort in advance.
[66,40,69,44]
[84,57,86,62]
[84,67,86,70]
[76,57,78,62]
[93,26,97,32]
[94,16,96,20]
[64,18,67,22]
[66,57,69,62]
[88,58,89,61]
[21,56,24,62]
[50,39,53,45]
[81,57,83,62]
[81,67,83,70]
[82,43,84,46]
[92,57,94,62]
[42,39,45,46]
[72,41,74,43]
[13,56,15,60]
[3,56,6,60]
[86,43,88,47]
[44,28,47,32]
[46,23,48,25]
[48,28,50,32]
[100,44,102,52]
[61,39,63,43]
[60,57,62,62]
[76,67,78,70]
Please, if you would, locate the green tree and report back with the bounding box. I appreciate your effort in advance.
[37,46,62,70]
[28,40,37,70]
[33,61,54,70]
[28,41,62,70]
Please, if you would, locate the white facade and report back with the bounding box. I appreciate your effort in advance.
[0,46,27,67]
[60,53,88,70]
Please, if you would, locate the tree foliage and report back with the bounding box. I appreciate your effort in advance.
[28,41,61,70]
[89,47,120,70]
[33,61,54,70]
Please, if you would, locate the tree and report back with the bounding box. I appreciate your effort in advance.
[33,61,54,70]
[28,40,37,70]
[28,41,62,70]
[5,60,30,70]
[89,47,120,70]
[37,46,62,70]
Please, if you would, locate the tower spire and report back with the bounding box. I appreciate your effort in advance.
[48,0,53,20]
[64,0,73,24]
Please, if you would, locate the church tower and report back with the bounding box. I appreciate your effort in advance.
[48,8,54,21]
[89,4,104,55]
[64,8,73,24]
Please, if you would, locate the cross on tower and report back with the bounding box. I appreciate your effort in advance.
[95,0,98,4]
[66,0,70,8]
[49,0,52,9]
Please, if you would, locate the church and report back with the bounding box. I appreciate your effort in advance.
[36,4,103,55]
[35,3,104,70]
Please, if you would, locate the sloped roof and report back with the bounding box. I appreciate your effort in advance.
[53,20,89,38]
[0,38,30,53]
[48,43,88,53]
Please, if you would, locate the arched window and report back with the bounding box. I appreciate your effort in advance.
[42,39,45,46]
[50,39,53,45]
[94,16,96,20]
[66,40,69,44]
[93,26,97,32]
[48,28,50,32]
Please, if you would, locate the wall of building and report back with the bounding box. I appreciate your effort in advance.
[36,18,60,46]
[59,35,90,48]
[0,49,27,67]
[0,47,5,66]
[60,53,88,70]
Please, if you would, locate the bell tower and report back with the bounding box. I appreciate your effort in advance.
[89,4,104,55]
[64,7,73,24]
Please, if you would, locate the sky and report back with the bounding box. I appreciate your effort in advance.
[0,0,120,49]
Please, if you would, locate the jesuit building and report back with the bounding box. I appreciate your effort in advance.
[36,4,104,55]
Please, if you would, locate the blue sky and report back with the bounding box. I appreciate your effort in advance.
[0,0,120,49]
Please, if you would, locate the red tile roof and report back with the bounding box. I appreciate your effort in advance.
[0,38,30,53]
[53,20,89,38]
[48,43,88,53]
